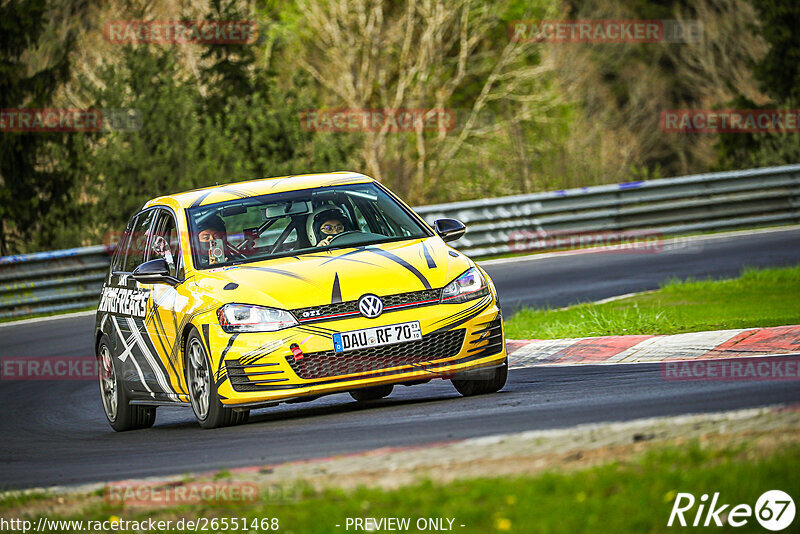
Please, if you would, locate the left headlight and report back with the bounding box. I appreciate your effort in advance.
[217,304,298,333]
[441,267,489,304]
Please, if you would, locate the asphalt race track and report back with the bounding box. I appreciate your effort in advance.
[1,228,800,489]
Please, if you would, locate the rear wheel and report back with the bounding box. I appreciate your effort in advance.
[349,384,393,402]
[186,329,249,429]
[451,360,508,396]
[97,336,156,431]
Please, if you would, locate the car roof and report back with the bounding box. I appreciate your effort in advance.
[144,172,375,210]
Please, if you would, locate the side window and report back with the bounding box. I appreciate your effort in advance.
[123,209,156,272]
[112,218,135,272]
[149,210,181,278]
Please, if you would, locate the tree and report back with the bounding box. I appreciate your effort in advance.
[0,0,82,254]
[717,0,800,169]
[291,0,563,204]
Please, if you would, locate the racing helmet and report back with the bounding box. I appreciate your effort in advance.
[306,205,352,246]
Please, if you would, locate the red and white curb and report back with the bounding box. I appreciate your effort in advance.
[506,325,800,368]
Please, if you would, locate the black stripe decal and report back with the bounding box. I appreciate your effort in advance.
[191,186,253,208]
[331,273,342,303]
[149,302,186,394]
[316,247,370,263]
[430,297,492,334]
[363,248,431,289]
[220,333,239,360]
[215,333,240,381]
[202,324,211,354]
[297,326,334,339]
[421,241,436,269]
[431,296,489,326]
[190,190,215,207]
[321,256,380,267]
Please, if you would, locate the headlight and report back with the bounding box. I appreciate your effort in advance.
[441,267,489,304]
[217,304,298,333]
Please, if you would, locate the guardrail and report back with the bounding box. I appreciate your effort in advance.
[414,164,800,258]
[2,164,799,319]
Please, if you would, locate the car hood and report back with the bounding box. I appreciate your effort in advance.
[191,237,473,310]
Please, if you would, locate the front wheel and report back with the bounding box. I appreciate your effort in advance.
[97,336,156,431]
[186,329,249,429]
[451,360,508,397]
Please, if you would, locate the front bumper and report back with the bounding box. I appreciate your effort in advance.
[201,295,505,406]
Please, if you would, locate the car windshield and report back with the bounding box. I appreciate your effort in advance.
[186,182,432,269]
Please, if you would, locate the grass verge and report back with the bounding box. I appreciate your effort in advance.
[504,265,800,339]
[1,432,798,533]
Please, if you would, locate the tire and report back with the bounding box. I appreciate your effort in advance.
[349,384,394,402]
[451,359,508,397]
[185,329,249,429]
[97,335,156,432]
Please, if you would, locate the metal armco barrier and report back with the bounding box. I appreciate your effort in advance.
[414,164,800,258]
[2,164,799,319]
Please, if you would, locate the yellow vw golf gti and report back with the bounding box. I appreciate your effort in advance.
[95,172,507,430]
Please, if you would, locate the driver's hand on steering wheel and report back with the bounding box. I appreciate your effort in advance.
[317,235,335,247]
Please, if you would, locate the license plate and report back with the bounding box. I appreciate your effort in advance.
[333,321,422,353]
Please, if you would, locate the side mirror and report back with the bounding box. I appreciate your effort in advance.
[132,258,179,286]
[433,218,466,243]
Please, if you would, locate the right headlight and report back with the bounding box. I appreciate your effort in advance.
[441,267,489,304]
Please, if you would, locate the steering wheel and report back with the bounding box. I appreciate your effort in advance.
[325,230,360,244]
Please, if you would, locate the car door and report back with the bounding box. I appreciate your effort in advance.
[142,208,190,400]
[102,208,177,400]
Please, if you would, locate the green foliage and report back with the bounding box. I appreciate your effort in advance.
[0,0,79,254]
[76,27,354,242]
[750,0,800,103]
[717,0,800,170]
[2,0,798,253]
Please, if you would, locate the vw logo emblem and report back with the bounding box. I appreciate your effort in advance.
[358,294,383,319]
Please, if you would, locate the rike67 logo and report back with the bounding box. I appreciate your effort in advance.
[668,490,796,531]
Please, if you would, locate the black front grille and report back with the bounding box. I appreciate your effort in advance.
[293,300,359,321]
[287,329,466,379]
[291,289,442,323]
[225,360,292,392]
[384,289,442,307]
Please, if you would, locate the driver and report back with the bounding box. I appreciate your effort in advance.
[308,207,351,247]
[317,216,345,247]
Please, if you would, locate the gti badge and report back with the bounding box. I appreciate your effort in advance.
[358,294,383,318]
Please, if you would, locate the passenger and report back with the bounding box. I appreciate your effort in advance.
[196,215,228,265]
